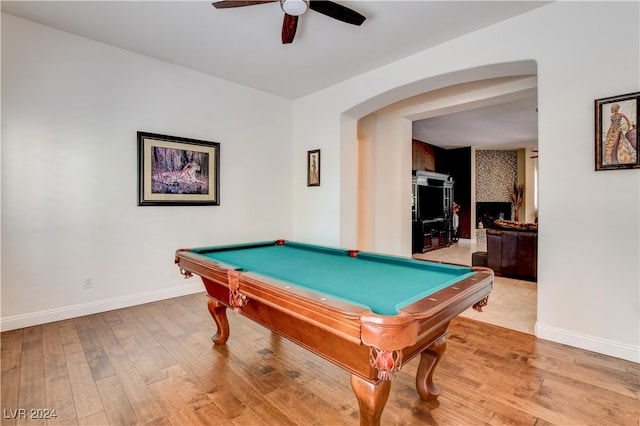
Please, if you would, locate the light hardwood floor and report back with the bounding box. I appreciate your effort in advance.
[2,268,638,425]
[413,241,537,334]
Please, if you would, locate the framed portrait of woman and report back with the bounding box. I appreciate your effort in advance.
[595,92,639,170]
[307,149,321,186]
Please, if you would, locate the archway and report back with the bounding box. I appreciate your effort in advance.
[339,61,539,335]
[341,60,538,256]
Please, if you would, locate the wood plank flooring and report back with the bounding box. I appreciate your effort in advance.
[2,292,639,425]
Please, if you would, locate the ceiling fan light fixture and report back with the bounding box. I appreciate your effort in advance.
[280,0,308,16]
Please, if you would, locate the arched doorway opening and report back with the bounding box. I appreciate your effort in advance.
[341,61,539,334]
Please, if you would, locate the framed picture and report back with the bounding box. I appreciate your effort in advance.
[307,149,320,186]
[595,92,639,171]
[137,132,220,206]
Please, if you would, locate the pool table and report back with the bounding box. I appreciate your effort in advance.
[175,240,493,425]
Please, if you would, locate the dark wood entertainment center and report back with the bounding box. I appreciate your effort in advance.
[412,171,454,253]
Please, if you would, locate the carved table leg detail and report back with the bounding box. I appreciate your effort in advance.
[350,375,391,426]
[207,299,230,345]
[416,335,446,401]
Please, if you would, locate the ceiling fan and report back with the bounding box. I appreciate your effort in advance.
[212,0,366,44]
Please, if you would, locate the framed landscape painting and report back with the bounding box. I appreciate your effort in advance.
[595,92,639,171]
[138,132,220,206]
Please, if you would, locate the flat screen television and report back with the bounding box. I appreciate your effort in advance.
[417,185,444,220]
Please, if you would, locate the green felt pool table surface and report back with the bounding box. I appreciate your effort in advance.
[192,240,475,316]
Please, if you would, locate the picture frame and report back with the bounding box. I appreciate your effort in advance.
[595,92,639,171]
[307,149,321,186]
[137,132,220,206]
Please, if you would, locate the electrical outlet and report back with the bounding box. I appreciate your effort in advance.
[83,277,94,289]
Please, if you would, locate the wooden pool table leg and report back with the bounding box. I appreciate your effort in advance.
[415,335,446,401]
[350,374,391,426]
[207,299,230,345]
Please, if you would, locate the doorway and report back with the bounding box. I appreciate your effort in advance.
[351,66,539,335]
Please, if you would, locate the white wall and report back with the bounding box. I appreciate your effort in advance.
[1,14,293,330]
[291,2,639,362]
[358,112,413,254]
[523,148,538,224]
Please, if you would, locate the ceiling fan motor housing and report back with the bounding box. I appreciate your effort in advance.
[212,0,365,44]
[280,0,308,16]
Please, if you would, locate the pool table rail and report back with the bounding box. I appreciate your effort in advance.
[399,268,493,319]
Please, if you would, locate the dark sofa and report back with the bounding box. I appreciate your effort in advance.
[486,220,537,281]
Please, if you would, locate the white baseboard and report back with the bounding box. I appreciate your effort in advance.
[535,322,640,363]
[0,282,204,332]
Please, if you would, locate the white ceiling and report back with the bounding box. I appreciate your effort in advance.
[413,96,539,149]
[1,0,545,149]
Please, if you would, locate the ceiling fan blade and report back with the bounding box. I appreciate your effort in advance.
[309,1,366,25]
[282,14,298,44]
[212,1,276,9]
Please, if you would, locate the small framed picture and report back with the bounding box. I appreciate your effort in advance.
[595,92,639,171]
[307,149,320,186]
[138,132,220,206]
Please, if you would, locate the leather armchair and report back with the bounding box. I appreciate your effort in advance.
[486,227,537,280]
